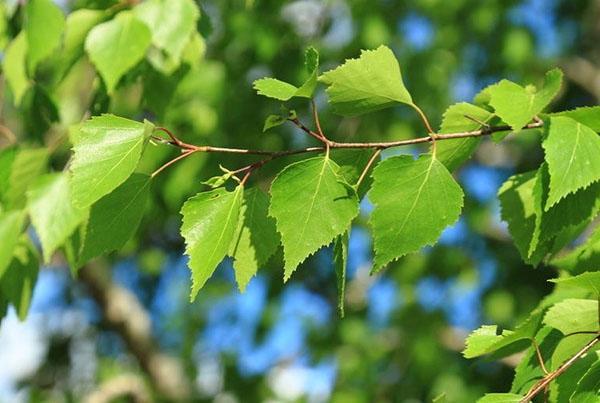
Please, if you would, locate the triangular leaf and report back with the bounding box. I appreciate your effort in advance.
[369,154,464,269]
[488,68,562,130]
[319,45,414,116]
[79,174,151,264]
[542,116,600,209]
[181,186,243,299]
[543,299,598,335]
[253,78,299,101]
[85,12,152,93]
[27,173,88,263]
[269,156,359,280]
[70,115,154,208]
[228,187,279,291]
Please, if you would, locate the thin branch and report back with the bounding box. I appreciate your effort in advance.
[355,148,382,189]
[151,150,196,178]
[289,116,330,144]
[412,104,436,135]
[531,338,549,375]
[311,99,325,138]
[520,335,600,402]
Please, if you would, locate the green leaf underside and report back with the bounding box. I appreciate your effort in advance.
[85,12,152,93]
[1,238,38,320]
[550,106,600,132]
[543,299,599,335]
[26,0,65,74]
[550,272,600,296]
[552,225,600,274]
[333,231,349,317]
[27,173,87,263]
[263,114,287,132]
[498,171,549,265]
[0,210,25,278]
[181,186,243,300]
[269,157,359,280]
[79,174,151,264]
[332,149,380,198]
[369,154,464,269]
[70,115,153,208]
[3,33,30,105]
[134,0,199,63]
[488,68,562,130]
[542,116,600,210]
[228,188,279,292]
[319,45,413,116]
[571,357,600,403]
[476,394,523,403]
[436,102,493,171]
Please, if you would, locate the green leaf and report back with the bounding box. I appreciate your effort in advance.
[294,46,319,98]
[463,326,511,358]
[550,273,600,296]
[253,78,299,101]
[1,147,48,210]
[181,186,243,299]
[369,154,464,269]
[476,394,523,403]
[70,115,154,208]
[27,173,88,263]
[554,352,599,403]
[331,149,380,198]
[488,68,562,130]
[269,156,359,280]
[0,237,39,320]
[0,210,25,278]
[134,0,200,65]
[253,47,319,101]
[228,188,279,291]
[51,8,106,83]
[550,106,600,132]
[498,171,549,265]
[333,231,348,317]
[25,0,65,74]
[263,114,287,132]
[64,223,86,277]
[542,116,600,209]
[3,33,30,106]
[552,225,600,274]
[85,12,152,93]
[318,45,414,116]
[571,357,600,403]
[79,174,151,264]
[436,102,493,171]
[544,299,598,334]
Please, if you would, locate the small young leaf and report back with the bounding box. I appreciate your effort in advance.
[134,0,200,65]
[181,186,243,299]
[70,115,154,208]
[543,299,598,334]
[25,0,65,74]
[0,237,39,320]
[228,188,279,291]
[369,154,464,269]
[27,173,88,263]
[319,45,414,116]
[488,68,562,130]
[263,114,287,132]
[294,46,319,98]
[202,172,234,189]
[85,12,152,93]
[269,157,359,280]
[333,231,348,317]
[542,116,600,209]
[3,33,30,106]
[436,102,493,171]
[79,174,151,264]
[253,78,299,101]
[0,210,25,278]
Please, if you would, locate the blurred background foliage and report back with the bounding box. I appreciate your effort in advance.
[0,0,599,401]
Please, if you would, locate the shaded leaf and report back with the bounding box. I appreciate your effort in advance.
[3,33,30,105]
[0,237,39,320]
[26,0,65,74]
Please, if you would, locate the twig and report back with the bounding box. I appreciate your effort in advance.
[531,338,549,375]
[311,99,325,138]
[520,335,600,402]
[152,150,196,177]
[355,148,382,189]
